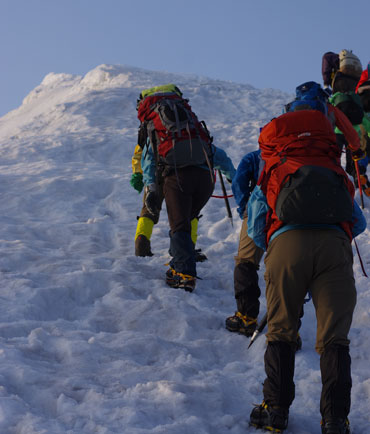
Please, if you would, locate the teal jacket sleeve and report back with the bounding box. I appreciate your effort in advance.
[212,145,236,181]
[141,147,157,186]
[247,185,269,250]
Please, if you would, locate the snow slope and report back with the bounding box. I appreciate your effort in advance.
[0,64,368,434]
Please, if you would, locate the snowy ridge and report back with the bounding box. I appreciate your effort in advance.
[0,64,368,433]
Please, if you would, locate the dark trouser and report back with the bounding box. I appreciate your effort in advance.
[234,217,264,318]
[234,262,261,317]
[164,166,214,276]
[262,229,356,419]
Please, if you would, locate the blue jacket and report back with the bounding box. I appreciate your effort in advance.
[142,144,236,186]
[247,185,367,250]
[232,150,261,218]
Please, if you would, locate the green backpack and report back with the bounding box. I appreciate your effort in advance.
[329,91,364,125]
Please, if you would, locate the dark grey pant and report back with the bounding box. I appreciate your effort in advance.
[164,166,214,276]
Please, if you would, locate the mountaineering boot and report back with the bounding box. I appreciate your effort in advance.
[166,268,196,292]
[250,401,289,432]
[135,235,153,257]
[135,216,155,256]
[195,248,208,262]
[225,311,257,337]
[321,418,351,434]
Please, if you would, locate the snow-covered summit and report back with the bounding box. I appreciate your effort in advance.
[0,64,368,433]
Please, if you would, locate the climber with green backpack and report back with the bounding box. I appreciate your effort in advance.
[135,83,236,292]
[130,142,207,261]
[329,86,370,196]
[130,84,209,260]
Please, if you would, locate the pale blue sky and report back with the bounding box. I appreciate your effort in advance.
[1,0,369,117]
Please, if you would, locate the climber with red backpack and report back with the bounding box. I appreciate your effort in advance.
[285,81,366,194]
[285,81,363,158]
[130,142,207,261]
[354,63,370,196]
[136,84,236,292]
[225,148,304,348]
[247,82,366,434]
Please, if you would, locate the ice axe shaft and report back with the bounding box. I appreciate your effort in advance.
[218,170,233,227]
[354,159,365,209]
[248,312,267,349]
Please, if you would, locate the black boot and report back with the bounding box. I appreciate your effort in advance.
[250,400,289,432]
[321,417,351,434]
[225,311,257,337]
[165,268,196,292]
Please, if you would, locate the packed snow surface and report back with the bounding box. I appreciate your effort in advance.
[0,64,369,433]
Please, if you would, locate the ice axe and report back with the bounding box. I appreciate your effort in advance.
[354,159,365,209]
[248,312,267,349]
[218,170,233,227]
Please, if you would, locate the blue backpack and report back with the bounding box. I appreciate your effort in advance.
[285,81,329,115]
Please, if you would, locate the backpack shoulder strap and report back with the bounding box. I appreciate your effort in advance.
[137,122,148,149]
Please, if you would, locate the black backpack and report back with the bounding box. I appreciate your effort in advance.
[332,71,359,94]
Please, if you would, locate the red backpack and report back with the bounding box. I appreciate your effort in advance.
[257,110,355,243]
[137,85,213,170]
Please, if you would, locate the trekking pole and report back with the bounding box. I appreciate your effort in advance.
[354,159,365,209]
[248,312,267,349]
[218,170,233,227]
[354,238,368,277]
